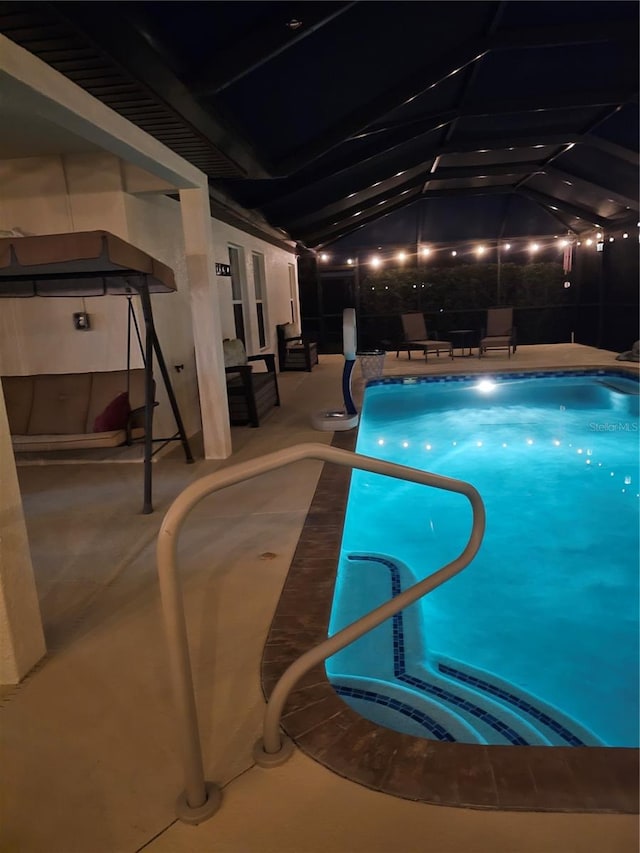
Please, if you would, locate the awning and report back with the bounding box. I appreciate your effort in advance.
[0,230,177,297]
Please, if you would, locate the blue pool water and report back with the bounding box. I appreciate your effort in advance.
[327,371,640,747]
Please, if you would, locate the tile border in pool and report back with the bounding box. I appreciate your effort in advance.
[333,684,456,741]
[367,367,640,388]
[437,664,586,747]
[261,374,639,814]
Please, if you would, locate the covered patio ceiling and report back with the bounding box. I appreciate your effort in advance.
[1,1,638,248]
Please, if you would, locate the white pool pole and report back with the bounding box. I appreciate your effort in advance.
[311,307,359,430]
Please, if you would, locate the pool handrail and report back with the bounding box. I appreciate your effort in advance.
[156,442,485,823]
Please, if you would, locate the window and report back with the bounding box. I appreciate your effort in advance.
[252,252,268,349]
[288,262,299,327]
[228,245,245,344]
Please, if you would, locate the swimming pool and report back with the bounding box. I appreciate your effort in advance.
[326,370,639,748]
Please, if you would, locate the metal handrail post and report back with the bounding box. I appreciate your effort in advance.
[156,442,485,822]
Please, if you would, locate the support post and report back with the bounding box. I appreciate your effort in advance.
[179,187,232,460]
[138,282,156,514]
[0,382,46,684]
[596,241,606,350]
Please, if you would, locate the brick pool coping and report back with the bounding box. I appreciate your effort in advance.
[261,420,639,814]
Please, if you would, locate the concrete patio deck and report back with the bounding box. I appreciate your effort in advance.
[1,344,638,853]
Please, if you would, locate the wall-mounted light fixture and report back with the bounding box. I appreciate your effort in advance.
[73,311,91,331]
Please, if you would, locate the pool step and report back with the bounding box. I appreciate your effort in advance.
[330,671,552,746]
[330,675,485,744]
[434,657,603,747]
[332,554,603,747]
[331,664,593,746]
[596,377,640,396]
[396,666,552,746]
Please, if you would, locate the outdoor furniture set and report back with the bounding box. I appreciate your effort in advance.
[396,308,516,360]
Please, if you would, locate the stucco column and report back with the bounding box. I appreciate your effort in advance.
[0,383,46,683]
[179,187,232,459]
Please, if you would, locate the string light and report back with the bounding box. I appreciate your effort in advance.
[317,231,633,269]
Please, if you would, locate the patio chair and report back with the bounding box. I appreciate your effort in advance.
[398,312,453,360]
[223,339,280,427]
[478,307,517,358]
[276,323,318,372]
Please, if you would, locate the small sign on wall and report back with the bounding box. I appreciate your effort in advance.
[215,263,231,276]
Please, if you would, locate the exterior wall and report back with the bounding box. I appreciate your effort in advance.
[0,154,133,377]
[0,153,299,442]
[211,219,297,356]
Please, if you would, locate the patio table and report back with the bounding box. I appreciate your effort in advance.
[449,329,475,357]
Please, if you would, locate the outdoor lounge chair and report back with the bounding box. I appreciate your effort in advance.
[223,339,280,427]
[276,323,318,372]
[478,307,516,358]
[398,312,453,360]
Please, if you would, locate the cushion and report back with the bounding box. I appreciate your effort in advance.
[223,339,248,367]
[85,370,146,432]
[28,373,91,435]
[93,392,131,432]
[13,431,129,451]
[616,342,640,363]
[282,322,298,340]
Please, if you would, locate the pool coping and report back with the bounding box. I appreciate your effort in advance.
[261,370,639,814]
